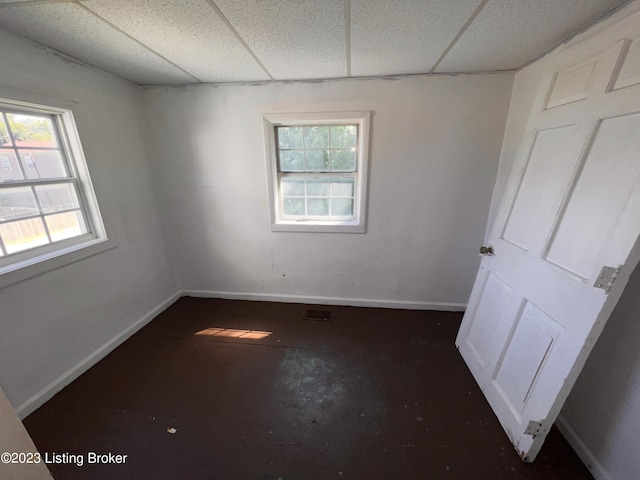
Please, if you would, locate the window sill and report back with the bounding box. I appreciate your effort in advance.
[0,237,116,289]
[271,220,366,233]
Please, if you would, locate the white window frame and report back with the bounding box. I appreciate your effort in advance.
[263,111,371,233]
[0,94,112,288]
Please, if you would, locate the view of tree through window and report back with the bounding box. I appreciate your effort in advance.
[0,114,53,144]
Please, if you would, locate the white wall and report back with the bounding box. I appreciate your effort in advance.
[0,30,179,416]
[485,2,640,478]
[560,265,640,480]
[141,74,513,308]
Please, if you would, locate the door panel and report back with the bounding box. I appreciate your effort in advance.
[611,35,640,91]
[545,112,640,279]
[502,126,578,251]
[493,301,562,416]
[545,57,598,109]
[466,272,512,367]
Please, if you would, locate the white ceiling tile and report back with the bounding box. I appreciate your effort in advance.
[0,0,631,84]
[214,0,347,80]
[80,0,269,83]
[436,0,630,72]
[0,3,193,84]
[350,0,483,76]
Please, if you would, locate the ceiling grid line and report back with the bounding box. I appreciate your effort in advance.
[72,2,202,82]
[428,0,491,74]
[205,0,274,81]
[0,0,76,8]
[344,0,351,77]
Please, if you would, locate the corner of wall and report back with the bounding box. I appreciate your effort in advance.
[555,415,613,480]
[16,290,182,419]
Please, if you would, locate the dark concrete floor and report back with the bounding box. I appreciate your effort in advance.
[24,297,593,480]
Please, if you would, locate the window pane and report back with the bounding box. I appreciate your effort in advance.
[307,198,329,216]
[19,149,67,179]
[277,126,303,150]
[330,178,354,196]
[330,125,357,148]
[283,197,304,215]
[331,198,354,216]
[36,183,80,213]
[305,150,330,171]
[45,210,87,242]
[0,150,24,181]
[306,178,330,196]
[281,177,305,196]
[0,217,48,254]
[0,117,10,145]
[279,150,304,171]
[6,113,57,148]
[0,186,39,221]
[304,126,329,149]
[330,149,356,171]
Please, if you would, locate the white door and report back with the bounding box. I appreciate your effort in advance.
[456,29,640,462]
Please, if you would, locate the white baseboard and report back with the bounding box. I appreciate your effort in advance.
[556,414,612,480]
[182,289,467,312]
[16,290,182,419]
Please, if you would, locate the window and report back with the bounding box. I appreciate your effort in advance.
[263,111,371,233]
[0,97,109,284]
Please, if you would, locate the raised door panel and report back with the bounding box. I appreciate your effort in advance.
[611,35,640,91]
[492,302,563,418]
[466,272,512,368]
[545,58,598,109]
[545,112,640,279]
[502,126,578,251]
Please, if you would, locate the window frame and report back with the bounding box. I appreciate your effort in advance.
[263,111,371,233]
[0,94,112,288]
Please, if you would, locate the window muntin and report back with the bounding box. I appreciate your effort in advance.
[0,102,102,268]
[264,111,370,233]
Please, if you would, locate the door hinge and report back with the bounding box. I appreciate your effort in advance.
[524,420,548,439]
[594,266,621,294]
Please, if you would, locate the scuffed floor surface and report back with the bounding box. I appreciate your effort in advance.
[24,297,593,479]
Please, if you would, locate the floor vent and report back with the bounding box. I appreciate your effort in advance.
[304,309,333,321]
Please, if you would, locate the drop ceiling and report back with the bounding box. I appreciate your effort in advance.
[0,0,631,85]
